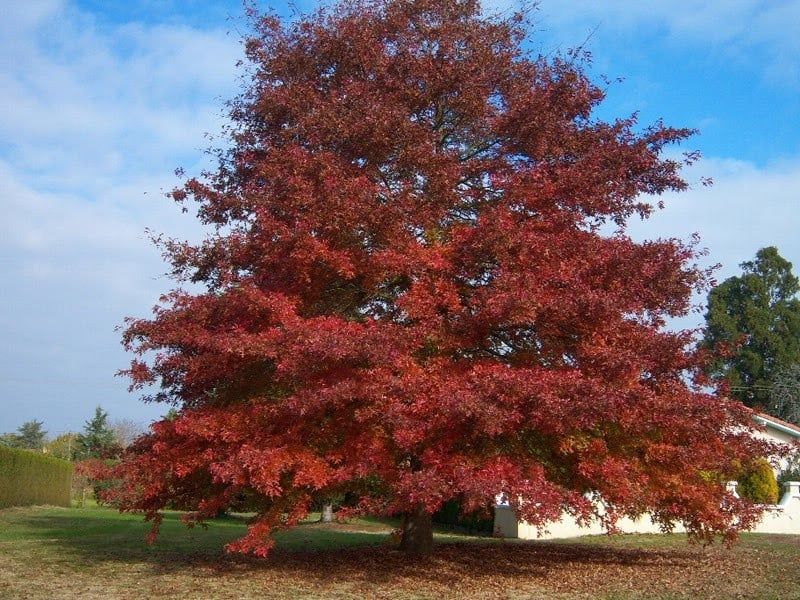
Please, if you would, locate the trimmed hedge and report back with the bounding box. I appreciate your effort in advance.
[0,446,73,508]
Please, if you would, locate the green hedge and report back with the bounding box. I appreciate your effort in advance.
[0,446,73,508]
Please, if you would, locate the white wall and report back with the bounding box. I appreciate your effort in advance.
[751,421,800,474]
[494,481,800,539]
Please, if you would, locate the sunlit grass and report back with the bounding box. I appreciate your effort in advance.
[1,503,798,599]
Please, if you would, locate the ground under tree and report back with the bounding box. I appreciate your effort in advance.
[115,0,775,556]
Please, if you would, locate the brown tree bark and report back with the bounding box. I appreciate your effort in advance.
[399,506,434,554]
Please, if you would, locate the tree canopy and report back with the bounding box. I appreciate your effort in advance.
[0,420,48,451]
[702,246,800,410]
[768,364,800,425]
[115,0,773,555]
[17,420,47,450]
[76,406,119,460]
[45,432,80,461]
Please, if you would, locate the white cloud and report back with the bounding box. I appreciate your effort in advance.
[626,156,800,327]
[0,1,241,194]
[0,151,212,430]
[0,2,237,432]
[1,0,798,432]
[0,0,65,32]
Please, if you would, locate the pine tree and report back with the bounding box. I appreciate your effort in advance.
[703,247,800,409]
[76,407,119,459]
[14,420,47,450]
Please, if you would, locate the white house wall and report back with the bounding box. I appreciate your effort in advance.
[751,424,799,474]
[495,481,800,539]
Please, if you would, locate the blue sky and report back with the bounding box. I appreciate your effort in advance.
[2,0,799,434]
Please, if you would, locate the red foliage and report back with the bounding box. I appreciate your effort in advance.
[115,0,779,554]
[74,459,112,481]
[74,458,118,506]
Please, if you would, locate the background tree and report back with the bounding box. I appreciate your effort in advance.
[6,419,47,450]
[76,407,120,459]
[0,420,48,451]
[110,419,146,449]
[702,247,800,410]
[115,0,773,556]
[16,421,47,450]
[767,363,800,425]
[0,433,18,447]
[45,432,80,461]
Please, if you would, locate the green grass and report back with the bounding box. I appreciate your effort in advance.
[0,503,404,559]
[1,503,799,599]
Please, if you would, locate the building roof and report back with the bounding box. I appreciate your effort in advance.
[754,412,800,438]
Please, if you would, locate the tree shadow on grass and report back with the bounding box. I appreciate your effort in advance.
[251,541,710,591]
[8,508,717,592]
[9,509,391,564]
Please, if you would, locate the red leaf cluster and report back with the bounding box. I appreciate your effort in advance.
[115,0,777,554]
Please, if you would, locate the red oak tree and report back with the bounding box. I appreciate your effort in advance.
[116,0,774,555]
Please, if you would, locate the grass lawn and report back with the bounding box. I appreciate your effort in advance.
[1,504,799,599]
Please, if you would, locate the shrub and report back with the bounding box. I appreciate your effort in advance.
[737,458,780,504]
[0,446,73,508]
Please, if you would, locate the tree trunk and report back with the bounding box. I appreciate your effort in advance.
[399,506,434,554]
[320,501,334,523]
